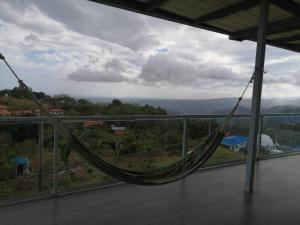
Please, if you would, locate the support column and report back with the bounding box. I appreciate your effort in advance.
[245,0,269,193]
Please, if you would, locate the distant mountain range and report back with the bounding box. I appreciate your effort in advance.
[88,97,300,115]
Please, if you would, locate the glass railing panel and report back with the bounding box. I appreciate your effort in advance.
[259,115,300,157]
[2,113,300,202]
[57,118,183,192]
[186,116,249,167]
[0,122,53,200]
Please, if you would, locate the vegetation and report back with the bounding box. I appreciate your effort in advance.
[0,87,167,116]
[0,87,249,199]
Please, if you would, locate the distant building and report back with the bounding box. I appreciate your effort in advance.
[0,104,11,116]
[259,134,281,154]
[34,109,41,116]
[13,157,32,176]
[222,134,276,152]
[83,120,104,128]
[0,105,41,117]
[260,134,274,150]
[221,135,248,152]
[11,110,35,117]
[48,108,64,116]
[111,125,126,136]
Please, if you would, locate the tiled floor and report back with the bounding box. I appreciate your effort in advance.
[2,155,300,225]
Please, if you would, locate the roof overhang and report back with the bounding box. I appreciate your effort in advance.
[90,0,300,53]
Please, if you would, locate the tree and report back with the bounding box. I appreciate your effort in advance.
[112,99,122,106]
[0,144,15,181]
[59,141,71,171]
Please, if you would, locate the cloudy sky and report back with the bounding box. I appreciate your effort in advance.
[1,0,300,99]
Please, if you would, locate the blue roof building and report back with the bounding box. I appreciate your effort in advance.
[12,156,31,176]
[221,135,248,152]
[14,157,29,165]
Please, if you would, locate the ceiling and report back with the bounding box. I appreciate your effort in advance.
[90,0,300,53]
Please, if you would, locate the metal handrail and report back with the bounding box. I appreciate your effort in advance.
[0,114,244,123]
[1,112,300,123]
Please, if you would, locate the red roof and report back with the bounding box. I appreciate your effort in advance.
[83,120,104,128]
[48,109,64,112]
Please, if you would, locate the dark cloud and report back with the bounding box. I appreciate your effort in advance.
[0,0,160,50]
[30,0,160,50]
[21,33,39,47]
[104,58,125,72]
[0,1,63,34]
[68,67,130,82]
[68,58,131,83]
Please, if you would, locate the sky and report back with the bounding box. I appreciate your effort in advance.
[1,0,300,100]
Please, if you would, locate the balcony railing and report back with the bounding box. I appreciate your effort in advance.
[1,113,300,205]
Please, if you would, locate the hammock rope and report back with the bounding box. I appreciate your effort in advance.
[0,53,254,185]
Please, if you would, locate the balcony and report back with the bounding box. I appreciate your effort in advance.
[0,113,300,225]
[1,113,300,204]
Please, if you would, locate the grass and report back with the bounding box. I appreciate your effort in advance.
[205,146,246,166]
[0,97,38,110]
[0,146,246,199]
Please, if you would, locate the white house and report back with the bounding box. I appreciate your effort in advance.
[260,134,274,150]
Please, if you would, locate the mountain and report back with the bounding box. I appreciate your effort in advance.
[89,97,300,115]
[214,105,251,114]
[262,105,300,114]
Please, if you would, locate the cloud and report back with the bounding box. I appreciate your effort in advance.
[264,74,291,85]
[138,53,242,87]
[29,0,161,51]
[68,53,244,89]
[68,58,132,83]
[1,0,300,99]
[68,67,131,83]
[21,33,39,47]
[104,58,125,72]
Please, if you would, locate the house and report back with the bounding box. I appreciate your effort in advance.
[11,110,35,117]
[34,109,41,116]
[222,134,275,152]
[111,125,126,136]
[83,120,104,128]
[0,104,11,116]
[13,156,32,176]
[48,108,64,116]
[0,105,7,110]
[221,135,248,152]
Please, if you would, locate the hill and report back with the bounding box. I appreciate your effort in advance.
[0,87,167,116]
[91,97,300,115]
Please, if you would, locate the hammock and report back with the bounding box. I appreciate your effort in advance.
[0,53,254,185]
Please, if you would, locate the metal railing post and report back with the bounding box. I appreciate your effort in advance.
[38,122,44,192]
[53,123,59,194]
[257,115,263,159]
[182,118,188,157]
